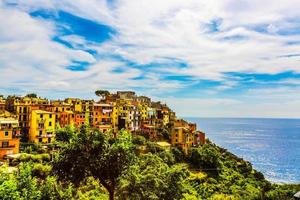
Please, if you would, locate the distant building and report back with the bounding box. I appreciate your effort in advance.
[0,91,205,153]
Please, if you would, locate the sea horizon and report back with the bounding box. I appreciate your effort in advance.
[185,117,300,184]
[182,116,300,120]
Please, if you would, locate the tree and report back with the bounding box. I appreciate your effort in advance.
[25,93,37,98]
[188,145,220,170]
[52,126,135,200]
[55,125,76,143]
[117,153,196,200]
[95,90,110,99]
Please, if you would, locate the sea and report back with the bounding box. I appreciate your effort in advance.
[186,118,300,184]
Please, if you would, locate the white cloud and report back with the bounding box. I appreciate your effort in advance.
[2,0,300,117]
[0,5,96,85]
[5,0,300,79]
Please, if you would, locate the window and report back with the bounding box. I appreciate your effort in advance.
[49,114,52,118]
[49,122,52,126]
[39,138,42,143]
[2,141,8,148]
[40,114,43,118]
[48,138,51,143]
[39,130,42,136]
[4,131,9,137]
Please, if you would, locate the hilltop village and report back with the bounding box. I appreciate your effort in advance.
[0,91,205,159]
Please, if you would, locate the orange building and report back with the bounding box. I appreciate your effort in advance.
[59,111,75,127]
[93,103,113,132]
[0,117,20,160]
[74,113,87,127]
[141,124,157,140]
[171,119,195,154]
[194,131,206,146]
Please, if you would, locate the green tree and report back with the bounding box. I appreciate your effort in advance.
[117,153,196,200]
[53,126,135,200]
[95,90,110,99]
[40,176,74,200]
[15,163,42,199]
[25,93,38,98]
[188,145,220,170]
[55,125,76,143]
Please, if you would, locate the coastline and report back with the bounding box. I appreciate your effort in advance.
[185,117,300,184]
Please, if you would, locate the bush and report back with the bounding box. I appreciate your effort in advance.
[171,147,185,162]
[32,163,52,179]
[17,153,51,163]
[132,135,146,145]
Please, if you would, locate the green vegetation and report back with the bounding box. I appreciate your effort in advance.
[95,90,110,99]
[0,126,299,200]
[25,93,38,98]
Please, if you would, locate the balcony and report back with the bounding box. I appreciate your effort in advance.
[36,134,53,138]
[100,122,111,125]
[0,145,15,149]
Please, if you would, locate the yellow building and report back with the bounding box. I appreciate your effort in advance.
[139,103,148,121]
[162,106,170,125]
[111,102,119,132]
[29,110,56,144]
[0,97,5,111]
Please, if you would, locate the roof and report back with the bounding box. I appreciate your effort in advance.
[5,153,22,159]
[143,125,155,128]
[94,103,113,107]
[294,191,300,198]
[0,118,18,124]
[32,110,53,114]
[156,141,171,147]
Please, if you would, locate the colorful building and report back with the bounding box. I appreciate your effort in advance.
[171,119,195,154]
[93,103,113,132]
[0,97,5,112]
[0,117,20,159]
[59,111,75,128]
[29,110,56,144]
[0,91,205,154]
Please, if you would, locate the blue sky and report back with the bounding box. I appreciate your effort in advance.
[1,0,300,118]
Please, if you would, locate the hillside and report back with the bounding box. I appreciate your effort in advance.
[0,126,299,200]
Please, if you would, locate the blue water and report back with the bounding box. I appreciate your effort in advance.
[186,118,300,183]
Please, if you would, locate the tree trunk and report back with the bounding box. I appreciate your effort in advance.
[109,190,114,200]
[100,180,115,200]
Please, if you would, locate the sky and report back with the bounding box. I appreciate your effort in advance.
[1,0,300,118]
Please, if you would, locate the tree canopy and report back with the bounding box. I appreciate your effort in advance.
[25,93,38,98]
[1,126,299,200]
[95,90,110,99]
[52,126,134,200]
